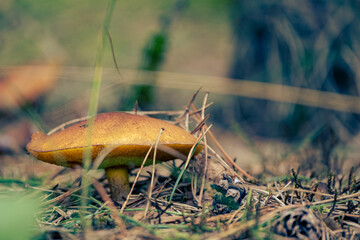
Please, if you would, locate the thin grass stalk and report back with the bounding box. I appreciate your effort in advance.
[185,111,189,131]
[43,187,82,206]
[197,91,209,206]
[80,0,117,233]
[144,128,164,219]
[227,203,246,224]
[252,188,286,207]
[93,200,108,215]
[47,116,89,135]
[106,29,123,79]
[91,178,127,234]
[191,169,199,203]
[178,87,202,121]
[169,124,212,203]
[90,197,153,232]
[91,145,117,171]
[191,104,254,181]
[120,129,164,214]
[119,149,153,214]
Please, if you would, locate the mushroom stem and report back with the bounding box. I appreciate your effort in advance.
[105,166,130,202]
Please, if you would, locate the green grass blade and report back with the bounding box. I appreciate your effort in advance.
[80,0,117,232]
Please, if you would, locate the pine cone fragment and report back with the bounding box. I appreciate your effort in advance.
[272,207,323,239]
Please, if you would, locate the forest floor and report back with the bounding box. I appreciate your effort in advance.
[1,91,359,240]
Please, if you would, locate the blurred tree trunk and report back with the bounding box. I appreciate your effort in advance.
[228,0,360,139]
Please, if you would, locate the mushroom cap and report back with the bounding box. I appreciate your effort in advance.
[26,112,202,168]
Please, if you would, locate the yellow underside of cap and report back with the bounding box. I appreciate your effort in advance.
[28,144,202,169]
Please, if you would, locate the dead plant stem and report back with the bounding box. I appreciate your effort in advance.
[197,91,209,206]
[144,128,164,219]
[91,178,127,235]
[190,104,254,181]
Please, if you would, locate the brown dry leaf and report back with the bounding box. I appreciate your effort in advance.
[0,63,60,109]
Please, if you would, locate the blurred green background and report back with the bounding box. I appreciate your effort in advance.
[0,0,231,74]
[1,0,360,140]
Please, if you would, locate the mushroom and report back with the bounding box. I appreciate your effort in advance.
[26,112,202,202]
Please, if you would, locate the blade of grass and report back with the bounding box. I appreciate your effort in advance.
[80,0,117,234]
[106,29,123,79]
[197,91,209,206]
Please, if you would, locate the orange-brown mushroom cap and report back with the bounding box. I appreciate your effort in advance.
[26,112,202,169]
